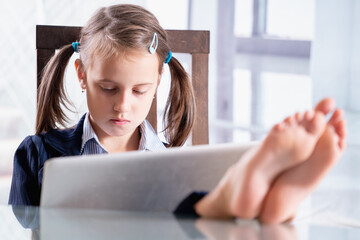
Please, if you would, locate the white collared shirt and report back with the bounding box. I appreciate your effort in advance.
[80,113,166,155]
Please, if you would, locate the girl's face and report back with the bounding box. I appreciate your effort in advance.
[77,50,160,141]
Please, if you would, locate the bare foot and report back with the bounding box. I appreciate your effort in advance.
[195,110,326,219]
[229,110,326,219]
[248,110,327,181]
[259,108,346,224]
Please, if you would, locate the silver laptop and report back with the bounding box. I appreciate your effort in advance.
[40,142,258,211]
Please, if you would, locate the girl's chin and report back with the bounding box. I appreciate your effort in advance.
[103,126,135,137]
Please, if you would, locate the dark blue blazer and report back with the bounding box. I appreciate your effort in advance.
[8,115,206,216]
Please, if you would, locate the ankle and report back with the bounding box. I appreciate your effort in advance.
[194,177,233,218]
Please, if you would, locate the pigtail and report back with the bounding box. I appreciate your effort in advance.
[163,56,196,147]
[36,44,75,134]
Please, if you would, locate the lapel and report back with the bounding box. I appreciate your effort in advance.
[42,114,86,156]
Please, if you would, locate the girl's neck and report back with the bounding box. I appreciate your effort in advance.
[99,129,140,153]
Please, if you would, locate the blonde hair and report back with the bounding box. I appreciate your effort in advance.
[36,4,195,147]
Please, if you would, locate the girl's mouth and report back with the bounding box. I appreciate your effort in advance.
[111,119,130,125]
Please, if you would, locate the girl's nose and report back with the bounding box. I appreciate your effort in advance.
[113,92,131,113]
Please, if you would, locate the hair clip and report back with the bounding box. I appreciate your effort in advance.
[72,41,80,53]
[149,32,158,54]
[165,51,172,64]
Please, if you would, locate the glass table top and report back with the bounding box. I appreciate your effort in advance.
[2,189,360,240]
[3,145,360,239]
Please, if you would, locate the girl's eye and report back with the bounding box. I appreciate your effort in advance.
[133,89,146,95]
[101,87,116,92]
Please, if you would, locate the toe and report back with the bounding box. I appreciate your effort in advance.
[334,119,346,138]
[334,119,347,151]
[304,110,315,121]
[273,122,285,131]
[307,111,326,135]
[284,116,295,126]
[314,97,335,114]
[329,108,344,125]
[295,112,304,122]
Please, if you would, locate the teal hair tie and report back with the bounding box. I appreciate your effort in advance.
[72,41,80,53]
[165,51,172,64]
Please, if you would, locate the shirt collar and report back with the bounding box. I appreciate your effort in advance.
[81,113,166,153]
[138,120,167,151]
[81,113,107,154]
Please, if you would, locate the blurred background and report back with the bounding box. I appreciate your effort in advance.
[1,0,360,235]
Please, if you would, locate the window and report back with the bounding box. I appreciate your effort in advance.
[267,0,315,40]
[234,0,253,37]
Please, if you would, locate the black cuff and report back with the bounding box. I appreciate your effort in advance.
[173,191,208,217]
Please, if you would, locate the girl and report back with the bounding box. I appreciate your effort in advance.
[9,4,346,224]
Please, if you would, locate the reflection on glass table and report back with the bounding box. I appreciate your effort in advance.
[5,188,360,240]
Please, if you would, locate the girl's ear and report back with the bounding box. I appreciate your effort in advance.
[75,59,86,89]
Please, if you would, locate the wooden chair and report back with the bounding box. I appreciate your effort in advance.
[36,25,209,145]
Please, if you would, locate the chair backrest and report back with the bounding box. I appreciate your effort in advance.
[36,25,209,145]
